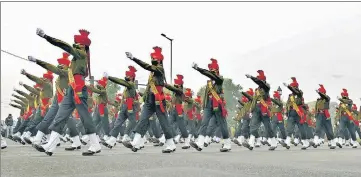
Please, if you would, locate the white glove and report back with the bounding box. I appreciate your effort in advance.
[245,74,251,78]
[337,96,340,100]
[28,56,36,62]
[19,81,23,86]
[192,62,198,69]
[236,105,239,108]
[283,82,288,87]
[249,113,253,118]
[36,28,45,38]
[125,52,134,60]
[103,72,108,78]
[21,69,26,75]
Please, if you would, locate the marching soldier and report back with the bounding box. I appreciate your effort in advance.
[103,66,138,148]
[313,84,337,149]
[34,28,101,156]
[352,104,361,141]
[336,89,358,148]
[87,75,109,142]
[242,70,277,150]
[165,75,191,149]
[283,77,309,150]
[27,53,82,149]
[233,95,246,146]
[190,58,231,152]
[184,88,196,144]
[123,46,176,153]
[303,105,316,148]
[270,91,287,146]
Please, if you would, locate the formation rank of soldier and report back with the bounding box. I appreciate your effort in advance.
[1,28,361,155]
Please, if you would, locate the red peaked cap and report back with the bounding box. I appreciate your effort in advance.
[185,88,192,97]
[174,74,184,85]
[43,70,54,81]
[74,29,91,46]
[318,84,326,94]
[241,96,249,103]
[125,66,137,78]
[352,104,357,110]
[247,88,254,96]
[290,77,299,87]
[151,46,164,61]
[208,58,219,70]
[273,91,281,99]
[257,70,266,81]
[97,77,107,87]
[115,93,122,102]
[341,88,348,97]
[165,93,172,101]
[57,52,71,66]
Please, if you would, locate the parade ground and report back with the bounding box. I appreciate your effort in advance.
[1,139,360,177]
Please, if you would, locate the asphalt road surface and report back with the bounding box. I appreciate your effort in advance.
[1,139,360,177]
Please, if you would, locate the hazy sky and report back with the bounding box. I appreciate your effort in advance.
[1,2,361,119]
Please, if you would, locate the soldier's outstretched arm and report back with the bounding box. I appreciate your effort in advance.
[271,98,283,107]
[165,84,183,94]
[286,85,302,96]
[30,57,66,76]
[249,76,270,92]
[22,70,45,85]
[132,58,163,74]
[36,28,81,58]
[237,100,245,106]
[86,85,106,94]
[12,94,28,104]
[108,76,132,88]
[317,91,330,101]
[14,89,32,100]
[192,65,222,82]
[9,103,22,110]
[12,99,26,107]
[241,91,253,101]
[338,98,352,104]
[22,84,40,95]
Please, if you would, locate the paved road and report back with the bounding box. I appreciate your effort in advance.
[1,139,360,177]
